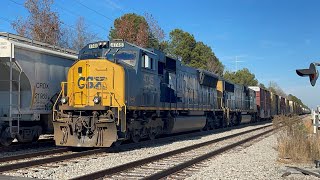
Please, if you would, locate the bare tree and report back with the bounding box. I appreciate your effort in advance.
[207,57,224,76]
[268,81,287,97]
[12,0,62,45]
[144,13,165,42]
[70,17,97,51]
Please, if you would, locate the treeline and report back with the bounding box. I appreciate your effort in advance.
[109,13,224,76]
[12,0,308,109]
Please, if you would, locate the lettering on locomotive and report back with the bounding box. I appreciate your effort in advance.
[77,76,107,89]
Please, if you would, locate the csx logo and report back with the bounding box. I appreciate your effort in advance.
[78,76,106,89]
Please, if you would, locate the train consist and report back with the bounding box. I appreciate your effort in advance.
[52,39,309,147]
[0,32,77,146]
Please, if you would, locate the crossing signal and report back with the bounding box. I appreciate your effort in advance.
[296,63,319,86]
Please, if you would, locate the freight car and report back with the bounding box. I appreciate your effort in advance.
[52,40,258,147]
[0,32,77,146]
[248,86,271,120]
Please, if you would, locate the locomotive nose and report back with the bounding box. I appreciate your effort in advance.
[53,58,126,147]
[64,59,125,108]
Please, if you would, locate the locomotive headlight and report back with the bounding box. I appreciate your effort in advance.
[93,96,101,104]
[61,97,68,104]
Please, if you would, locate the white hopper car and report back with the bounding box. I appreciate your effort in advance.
[0,32,77,146]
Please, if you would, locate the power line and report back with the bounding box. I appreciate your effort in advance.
[0,16,12,24]
[7,0,104,38]
[60,21,104,39]
[76,0,113,22]
[8,0,23,6]
[54,3,109,32]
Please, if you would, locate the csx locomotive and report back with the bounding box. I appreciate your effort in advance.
[53,40,306,147]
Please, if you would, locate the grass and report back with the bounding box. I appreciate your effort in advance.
[274,115,320,163]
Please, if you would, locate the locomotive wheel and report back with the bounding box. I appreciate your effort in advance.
[203,123,209,131]
[132,134,141,143]
[148,132,156,140]
[32,134,40,142]
[113,140,122,147]
[0,128,14,146]
[209,116,216,130]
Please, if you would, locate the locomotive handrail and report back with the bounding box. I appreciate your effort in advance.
[52,88,63,122]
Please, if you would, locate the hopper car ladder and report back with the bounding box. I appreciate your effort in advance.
[0,42,22,136]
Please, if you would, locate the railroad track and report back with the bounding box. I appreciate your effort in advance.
[70,115,307,180]
[71,124,273,180]
[0,147,69,163]
[0,115,307,179]
[0,139,55,152]
[0,121,271,173]
[0,123,272,176]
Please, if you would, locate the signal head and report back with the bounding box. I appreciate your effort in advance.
[296,63,319,86]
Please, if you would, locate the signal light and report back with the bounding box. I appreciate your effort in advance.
[296,63,319,86]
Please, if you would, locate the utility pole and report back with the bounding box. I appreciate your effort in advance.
[233,56,244,72]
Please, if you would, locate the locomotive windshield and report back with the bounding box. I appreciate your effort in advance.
[106,51,137,66]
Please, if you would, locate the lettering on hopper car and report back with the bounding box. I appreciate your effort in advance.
[36,82,49,89]
[77,76,107,89]
[32,82,51,110]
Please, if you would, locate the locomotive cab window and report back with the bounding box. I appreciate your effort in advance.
[142,54,154,70]
[106,51,137,66]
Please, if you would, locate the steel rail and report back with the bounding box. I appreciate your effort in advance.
[0,139,55,152]
[143,129,273,180]
[0,121,273,173]
[0,148,108,173]
[286,166,320,178]
[70,124,272,180]
[0,115,306,175]
[71,115,307,180]
[0,147,69,163]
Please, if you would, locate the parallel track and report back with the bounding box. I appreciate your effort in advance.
[0,147,69,163]
[71,124,273,180]
[0,139,54,152]
[71,115,307,180]
[0,123,271,174]
[0,115,307,179]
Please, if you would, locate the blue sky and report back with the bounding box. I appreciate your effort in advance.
[1,0,320,109]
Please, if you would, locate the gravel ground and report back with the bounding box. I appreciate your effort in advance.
[3,122,272,179]
[0,135,54,158]
[186,116,319,180]
[0,146,61,160]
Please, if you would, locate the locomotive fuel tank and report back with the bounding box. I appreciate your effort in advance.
[167,116,206,134]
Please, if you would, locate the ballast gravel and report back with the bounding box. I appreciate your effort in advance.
[185,115,319,180]
[3,119,318,180]
[186,134,318,180]
[3,123,272,179]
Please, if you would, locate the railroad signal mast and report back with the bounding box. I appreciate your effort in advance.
[296,63,320,86]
